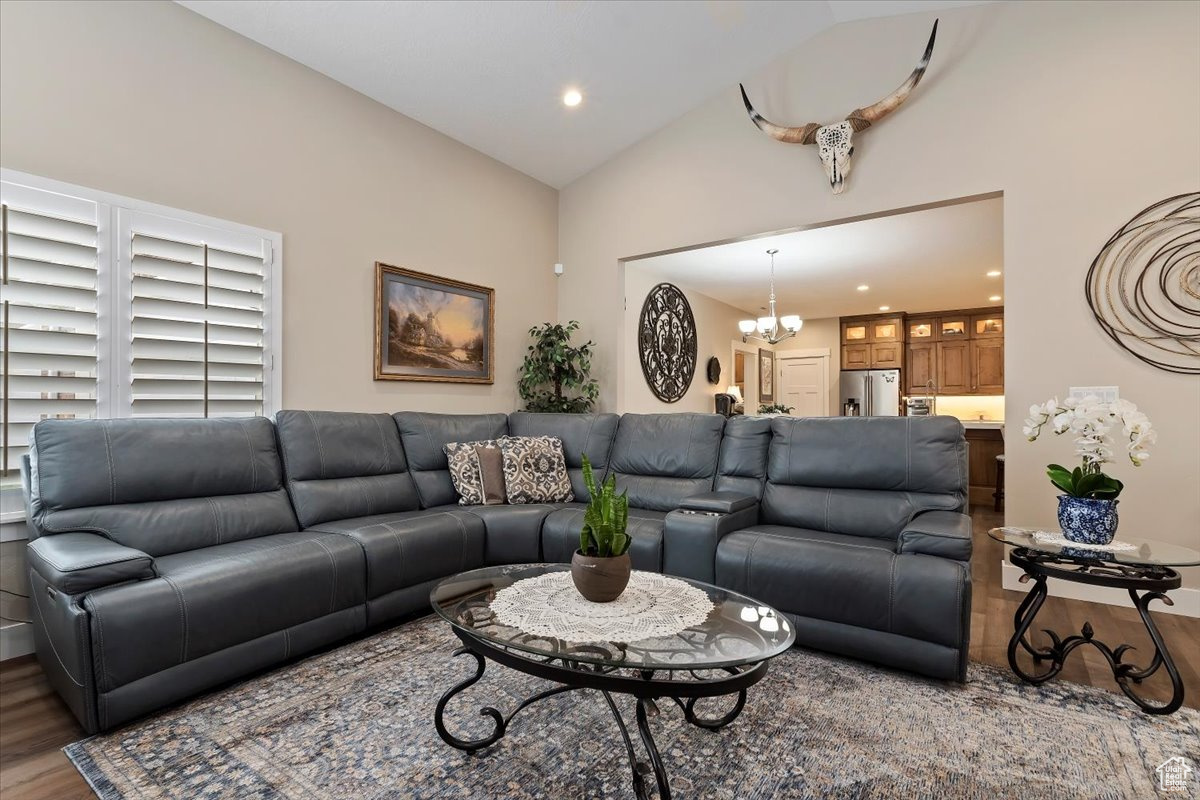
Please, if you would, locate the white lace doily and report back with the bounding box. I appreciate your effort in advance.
[490,571,715,644]
[1032,530,1137,552]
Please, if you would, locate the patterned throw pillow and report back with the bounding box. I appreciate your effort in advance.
[444,440,502,506]
[498,436,574,504]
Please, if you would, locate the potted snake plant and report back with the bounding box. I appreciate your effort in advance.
[571,455,631,602]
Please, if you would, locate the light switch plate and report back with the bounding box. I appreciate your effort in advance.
[1068,386,1119,403]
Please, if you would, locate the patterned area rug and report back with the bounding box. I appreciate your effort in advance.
[65,615,1198,799]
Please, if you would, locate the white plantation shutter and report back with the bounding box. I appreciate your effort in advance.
[0,171,281,518]
[122,212,272,418]
[0,185,104,477]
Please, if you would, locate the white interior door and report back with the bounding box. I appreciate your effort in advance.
[779,356,828,417]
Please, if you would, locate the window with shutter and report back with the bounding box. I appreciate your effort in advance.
[0,185,104,480]
[0,170,282,522]
[120,211,272,418]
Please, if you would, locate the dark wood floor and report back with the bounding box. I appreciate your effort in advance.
[2,506,1197,800]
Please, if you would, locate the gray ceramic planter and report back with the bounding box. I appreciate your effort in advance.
[571,551,632,602]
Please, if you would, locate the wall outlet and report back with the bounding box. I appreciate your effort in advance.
[1068,386,1119,403]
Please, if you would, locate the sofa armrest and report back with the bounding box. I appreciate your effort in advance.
[664,504,759,583]
[678,491,757,515]
[898,511,972,561]
[27,532,156,594]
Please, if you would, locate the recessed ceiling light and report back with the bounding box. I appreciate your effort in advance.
[879,305,890,311]
[857,285,869,292]
[989,295,1002,302]
[986,270,1002,277]
[563,88,583,107]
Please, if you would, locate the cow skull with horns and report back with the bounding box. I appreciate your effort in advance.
[740,20,938,194]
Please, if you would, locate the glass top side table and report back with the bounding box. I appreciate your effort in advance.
[989,527,1200,715]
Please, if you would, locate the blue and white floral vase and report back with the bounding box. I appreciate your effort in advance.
[1057,496,1119,545]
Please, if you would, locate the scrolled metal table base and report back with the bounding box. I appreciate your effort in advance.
[434,630,764,799]
[1006,547,1184,715]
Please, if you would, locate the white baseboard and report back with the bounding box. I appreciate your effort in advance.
[1000,561,1199,618]
[0,622,35,660]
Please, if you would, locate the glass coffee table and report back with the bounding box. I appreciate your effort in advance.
[430,564,796,800]
[989,527,1200,715]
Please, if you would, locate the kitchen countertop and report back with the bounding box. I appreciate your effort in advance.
[959,419,1005,430]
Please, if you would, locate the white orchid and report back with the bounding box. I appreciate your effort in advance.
[1024,393,1156,469]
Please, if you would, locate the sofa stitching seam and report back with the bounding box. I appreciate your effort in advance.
[238,419,258,490]
[309,536,339,614]
[159,575,188,664]
[369,414,392,474]
[101,420,116,504]
[305,411,328,479]
[887,555,897,634]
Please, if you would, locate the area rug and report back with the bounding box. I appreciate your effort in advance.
[65,615,1198,799]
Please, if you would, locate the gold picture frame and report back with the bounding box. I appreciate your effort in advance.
[373,262,494,383]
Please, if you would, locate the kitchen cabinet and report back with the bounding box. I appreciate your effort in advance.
[937,340,971,394]
[872,317,904,343]
[972,313,1004,339]
[842,343,871,370]
[907,318,935,342]
[870,342,903,369]
[842,321,869,343]
[938,316,969,340]
[966,428,1005,507]
[972,339,1004,394]
[905,342,936,393]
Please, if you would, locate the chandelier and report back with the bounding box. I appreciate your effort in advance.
[738,249,803,344]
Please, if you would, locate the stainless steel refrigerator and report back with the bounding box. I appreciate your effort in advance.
[840,369,902,417]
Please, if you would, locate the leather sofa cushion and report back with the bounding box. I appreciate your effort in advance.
[276,410,419,527]
[35,490,300,558]
[716,527,969,650]
[714,416,772,499]
[766,416,968,496]
[393,413,508,508]
[760,484,962,541]
[508,413,620,501]
[30,417,284,513]
[464,504,559,564]
[541,503,666,571]
[608,414,726,511]
[27,418,298,554]
[309,508,485,599]
[83,530,365,691]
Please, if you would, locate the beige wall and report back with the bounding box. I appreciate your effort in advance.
[559,2,1200,583]
[623,264,753,414]
[773,317,841,415]
[0,0,559,414]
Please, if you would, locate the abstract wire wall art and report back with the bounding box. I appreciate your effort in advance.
[1085,192,1200,374]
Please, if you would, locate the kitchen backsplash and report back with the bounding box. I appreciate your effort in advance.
[925,395,1005,421]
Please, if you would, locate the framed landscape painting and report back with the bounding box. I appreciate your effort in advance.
[374,263,494,383]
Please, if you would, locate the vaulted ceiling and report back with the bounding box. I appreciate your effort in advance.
[177,1,986,187]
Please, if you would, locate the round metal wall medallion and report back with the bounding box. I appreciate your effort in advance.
[638,283,697,403]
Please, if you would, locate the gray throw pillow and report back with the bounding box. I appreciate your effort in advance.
[498,436,574,504]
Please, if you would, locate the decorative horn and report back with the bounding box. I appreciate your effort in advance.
[845,19,938,132]
[739,84,821,145]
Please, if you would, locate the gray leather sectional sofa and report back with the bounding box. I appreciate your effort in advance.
[22,410,971,733]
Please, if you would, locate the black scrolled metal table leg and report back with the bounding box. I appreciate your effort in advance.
[636,697,671,800]
[1007,574,1067,683]
[435,647,507,752]
[601,691,650,800]
[672,668,748,730]
[1113,588,1185,715]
